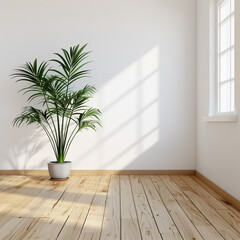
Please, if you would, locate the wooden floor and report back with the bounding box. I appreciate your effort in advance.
[0,175,240,240]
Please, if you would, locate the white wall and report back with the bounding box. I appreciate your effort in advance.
[0,0,196,170]
[197,0,240,200]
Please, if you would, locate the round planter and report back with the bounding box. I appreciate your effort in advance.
[48,161,71,180]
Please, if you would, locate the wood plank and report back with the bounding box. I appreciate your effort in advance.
[193,175,240,218]
[79,175,111,240]
[48,176,85,217]
[167,175,224,240]
[0,178,69,240]
[195,171,240,212]
[0,175,28,192]
[130,175,162,240]
[0,176,34,196]
[181,176,240,240]
[181,176,226,210]
[100,175,120,240]
[217,209,240,235]
[181,176,240,235]
[150,175,203,240]
[120,175,142,240]
[57,175,102,240]
[140,175,182,240]
[0,176,47,229]
[0,176,33,208]
[10,176,85,240]
[23,179,68,218]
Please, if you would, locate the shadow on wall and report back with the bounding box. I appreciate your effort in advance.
[5,127,50,169]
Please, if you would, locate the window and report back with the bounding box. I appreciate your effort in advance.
[210,0,235,116]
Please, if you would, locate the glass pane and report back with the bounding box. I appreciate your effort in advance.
[231,48,234,78]
[220,19,231,51]
[220,0,231,21]
[220,50,231,82]
[220,82,231,112]
[231,16,234,46]
[231,0,235,13]
[231,80,234,111]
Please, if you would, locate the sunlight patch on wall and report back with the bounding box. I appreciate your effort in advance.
[78,46,160,169]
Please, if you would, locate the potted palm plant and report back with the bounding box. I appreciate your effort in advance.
[13,44,101,179]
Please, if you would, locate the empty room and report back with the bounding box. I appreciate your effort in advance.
[0,0,240,239]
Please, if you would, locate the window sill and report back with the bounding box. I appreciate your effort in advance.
[203,114,238,122]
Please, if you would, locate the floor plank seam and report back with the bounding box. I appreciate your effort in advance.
[179,175,240,240]
[99,175,111,240]
[192,175,240,222]
[179,175,227,240]
[139,175,163,240]
[56,215,70,239]
[149,175,184,240]
[193,175,240,235]
[119,175,122,240]
[128,175,143,240]
[160,176,205,240]
[79,175,104,240]
[174,175,225,240]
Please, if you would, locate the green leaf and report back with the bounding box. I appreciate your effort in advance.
[13,44,102,163]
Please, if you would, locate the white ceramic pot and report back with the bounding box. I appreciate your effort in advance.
[48,161,71,179]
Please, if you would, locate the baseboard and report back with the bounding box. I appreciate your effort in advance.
[0,169,195,176]
[0,170,50,176]
[195,171,240,211]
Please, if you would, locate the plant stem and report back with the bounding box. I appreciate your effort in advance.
[41,123,58,158]
[64,125,78,159]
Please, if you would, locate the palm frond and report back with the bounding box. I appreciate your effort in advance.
[13,106,49,127]
[50,44,91,87]
[13,44,101,163]
[12,59,51,104]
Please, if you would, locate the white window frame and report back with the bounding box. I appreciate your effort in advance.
[209,0,236,119]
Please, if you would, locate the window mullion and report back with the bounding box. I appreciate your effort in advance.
[218,0,221,113]
[219,45,234,56]
[219,12,234,25]
[229,0,232,111]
